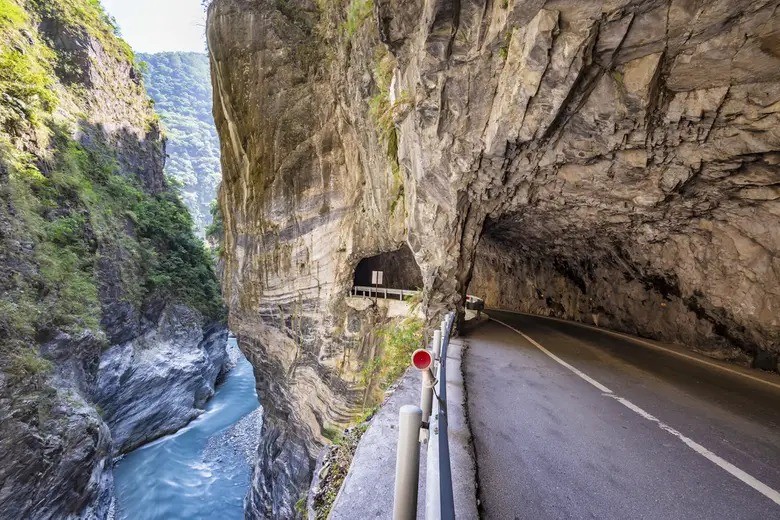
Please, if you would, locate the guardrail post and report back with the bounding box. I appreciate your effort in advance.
[420,368,434,425]
[393,405,422,520]
[426,312,456,520]
[426,402,441,520]
[432,330,442,361]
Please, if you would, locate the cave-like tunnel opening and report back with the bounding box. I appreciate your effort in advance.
[353,244,423,290]
[468,211,773,367]
[469,214,600,310]
[469,211,678,328]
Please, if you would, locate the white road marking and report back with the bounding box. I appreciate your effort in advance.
[490,317,780,507]
[490,307,780,391]
[492,318,613,393]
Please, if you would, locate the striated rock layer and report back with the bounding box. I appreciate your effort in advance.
[207,0,780,516]
[94,305,227,454]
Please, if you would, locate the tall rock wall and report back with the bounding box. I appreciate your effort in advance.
[207,3,414,515]
[208,0,780,516]
[0,2,227,518]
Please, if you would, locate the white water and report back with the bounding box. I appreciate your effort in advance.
[112,338,261,519]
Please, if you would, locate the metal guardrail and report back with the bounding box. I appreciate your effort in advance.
[351,285,421,301]
[427,312,456,519]
[393,311,457,520]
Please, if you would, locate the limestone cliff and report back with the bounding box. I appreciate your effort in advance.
[0,1,226,518]
[207,0,780,516]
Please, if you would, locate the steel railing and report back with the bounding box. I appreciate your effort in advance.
[351,285,422,301]
[393,311,457,520]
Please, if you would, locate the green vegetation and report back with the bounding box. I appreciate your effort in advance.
[360,317,424,400]
[0,2,224,368]
[359,357,382,387]
[368,49,411,213]
[2,2,83,346]
[0,0,25,28]
[137,52,221,236]
[8,348,53,386]
[311,412,375,519]
[322,423,343,443]
[205,199,223,241]
[2,124,224,349]
[295,496,307,516]
[135,191,224,318]
[498,29,513,61]
[343,0,373,39]
[403,290,423,310]
[376,317,424,388]
[30,0,134,61]
[368,49,397,140]
[0,0,56,132]
[354,405,378,424]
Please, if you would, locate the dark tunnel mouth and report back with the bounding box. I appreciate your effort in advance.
[352,244,423,291]
[472,213,768,364]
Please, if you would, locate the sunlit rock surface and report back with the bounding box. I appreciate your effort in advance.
[95,305,227,453]
[207,0,780,516]
[0,3,227,518]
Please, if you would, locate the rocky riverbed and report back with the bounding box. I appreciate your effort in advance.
[111,338,261,520]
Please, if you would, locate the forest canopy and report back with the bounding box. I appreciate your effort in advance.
[137,51,220,237]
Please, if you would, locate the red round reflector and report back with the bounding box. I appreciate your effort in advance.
[411,349,433,370]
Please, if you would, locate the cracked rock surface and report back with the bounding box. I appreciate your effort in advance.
[207,0,780,516]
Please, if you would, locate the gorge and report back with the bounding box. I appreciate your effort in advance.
[0,1,227,517]
[112,338,262,519]
[206,0,779,517]
[0,0,778,519]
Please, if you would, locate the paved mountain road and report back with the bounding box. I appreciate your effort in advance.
[464,310,780,520]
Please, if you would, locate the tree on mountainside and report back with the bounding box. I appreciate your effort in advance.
[137,52,220,237]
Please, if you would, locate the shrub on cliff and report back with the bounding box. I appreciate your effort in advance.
[135,191,224,320]
[360,316,425,396]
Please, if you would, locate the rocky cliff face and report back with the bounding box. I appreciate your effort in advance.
[208,1,413,515]
[94,305,227,454]
[0,2,226,518]
[207,0,780,516]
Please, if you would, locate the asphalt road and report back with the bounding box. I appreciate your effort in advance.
[464,310,780,520]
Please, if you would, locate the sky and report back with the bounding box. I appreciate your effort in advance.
[102,0,207,54]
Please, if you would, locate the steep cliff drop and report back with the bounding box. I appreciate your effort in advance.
[207,0,779,517]
[0,1,227,518]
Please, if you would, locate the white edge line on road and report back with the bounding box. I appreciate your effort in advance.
[488,308,780,391]
[489,317,780,507]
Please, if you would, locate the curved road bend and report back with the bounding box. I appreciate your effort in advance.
[464,310,780,520]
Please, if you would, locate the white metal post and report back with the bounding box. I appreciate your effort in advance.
[420,368,434,424]
[432,330,442,361]
[426,351,443,520]
[393,405,422,520]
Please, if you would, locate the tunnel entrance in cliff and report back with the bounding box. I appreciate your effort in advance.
[467,211,768,366]
[467,212,650,322]
[467,214,593,316]
[352,245,423,291]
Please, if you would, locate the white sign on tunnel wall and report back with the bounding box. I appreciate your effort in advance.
[371,270,384,285]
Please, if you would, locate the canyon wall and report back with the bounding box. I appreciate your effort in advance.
[0,2,227,518]
[208,0,780,516]
[207,0,421,515]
